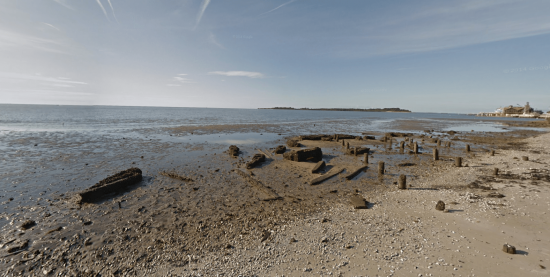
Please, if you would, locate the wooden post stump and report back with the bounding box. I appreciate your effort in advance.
[363,153,368,164]
[378,161,385,175]
[448,141,452,148]
[400,141,405,149]
[413,142,418,154]
[466,144,470,152]
[490,150,495,156]
[346,142,350,150]
[342,139,345,147]
[354,147,357,156]
[398,174,406,189]
[437,140,441,147]
[522,156,529,161]
[433,148,439,161]
[455,157,462,167]
[493,168,499,176]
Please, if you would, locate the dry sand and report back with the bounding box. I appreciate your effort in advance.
[0,124,549,276]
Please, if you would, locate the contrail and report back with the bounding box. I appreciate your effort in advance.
[194,0,211,30]
[95,0,110,21]
[260,0,297,16]
[107,0,119,23]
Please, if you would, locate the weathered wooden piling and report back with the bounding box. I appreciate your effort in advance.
[398,174,406,189]
[522,156,529,161]
[354,147,357,156]
[490,150,495,156]
[363,153,368,164]
[493,168,499,176]
[413,142,418,154]
[378,161,385,175]
[437,139,441,147]
[448,141,452,148]
[346,142,350,150]
[455,157,462,167]
[400,141,405,149]
[342,139,345,146]
[466,144,470,152]
[433,148,439,161]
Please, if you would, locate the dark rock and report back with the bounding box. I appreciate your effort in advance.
[229,145,240,157]
[300,135,329,141]
[20,220,36,230]
[350,195,368,209]
[246,154,266,169]
[363,135,376,140]
[502,244,516,254]
[76,168,142,203]
[287,139,300,148]
[487,192,505,198]
[274,145,286,154]
[311,161,326,173]
[385,132,414,137]
[283,147,323,162]
[7,240,28,253]
[435,200,445,211]
[334,134,359,140]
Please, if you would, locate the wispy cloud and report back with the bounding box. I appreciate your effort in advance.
[260,0,297,16]
[107,0,119,23]
[209,33,224,49]
[208,71,265,78]
[41,23,60,32]
[52,0,74,10]
[194,0,211,30]
[0,29,68,54]
[95,0,110,21]
[0,72,88,85]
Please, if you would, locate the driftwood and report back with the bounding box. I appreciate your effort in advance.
[283,147,323,162]
[344,165,368,180]
[246,154,266,169]
[233,170,282,201]
[77,168,142,203]
[257,149,272,159]
[311,161,326,173]
[345,147,370,155]
[310,168,345,185]
[160,171,194,182]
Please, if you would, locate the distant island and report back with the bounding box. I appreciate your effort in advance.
[259,107,411,112]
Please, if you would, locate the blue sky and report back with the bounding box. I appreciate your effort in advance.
[0,0,549,113]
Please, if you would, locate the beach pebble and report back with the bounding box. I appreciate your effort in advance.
[435,201,445,211]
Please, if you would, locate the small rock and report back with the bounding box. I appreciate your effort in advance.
[321,237,329,243]
[21,220,36,230]
[350,195,368,209]
[435,200,445,211]
[502,244,516,254]
[290,238,297,243]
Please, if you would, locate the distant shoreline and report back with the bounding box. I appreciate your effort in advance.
[258,107,411,112]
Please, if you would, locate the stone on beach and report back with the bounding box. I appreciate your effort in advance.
[274,145,286,154]
[246,154,266,169]
[435,200,445,211]
[283,147,323,162]
[350,195,369,209]
[502,244,516,254]
[229,145,240,157]
[286,139,300,148]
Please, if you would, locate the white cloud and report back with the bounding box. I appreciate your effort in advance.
[208,71,265,78]
[52,0,74,10]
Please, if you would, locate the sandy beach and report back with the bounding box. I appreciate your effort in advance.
[0,119,549,276]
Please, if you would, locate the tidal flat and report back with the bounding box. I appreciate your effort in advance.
[1,115,549,276]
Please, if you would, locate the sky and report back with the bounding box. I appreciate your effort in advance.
[0,0,549,113]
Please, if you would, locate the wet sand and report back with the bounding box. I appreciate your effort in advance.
[0,119,549,276]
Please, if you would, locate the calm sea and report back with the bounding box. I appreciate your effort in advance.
[0,104,534,133]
